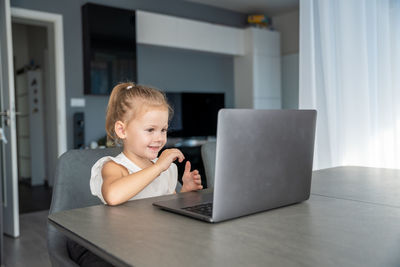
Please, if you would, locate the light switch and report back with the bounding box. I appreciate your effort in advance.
[70,98,86,108]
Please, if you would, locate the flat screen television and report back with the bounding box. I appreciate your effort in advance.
[166,92,225,137]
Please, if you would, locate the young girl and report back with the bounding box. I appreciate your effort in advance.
[90,82,203,206]
[68,83,203,266]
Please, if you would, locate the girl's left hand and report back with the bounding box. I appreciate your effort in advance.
[181,161,203,192]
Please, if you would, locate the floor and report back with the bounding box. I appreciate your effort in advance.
[18,180,53,214]
[3,210,51,267]
[2,181,53,266]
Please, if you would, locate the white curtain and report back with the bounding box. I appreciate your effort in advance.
[300,0,400,170]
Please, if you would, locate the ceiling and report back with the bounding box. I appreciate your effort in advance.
[183,0,299,17]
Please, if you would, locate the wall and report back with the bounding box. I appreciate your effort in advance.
[83,45,234,144]
[273,10,299,55]
[281,53,299,109]
[273,9,299,109]
[10,0,246,148]
[11,23,29,70]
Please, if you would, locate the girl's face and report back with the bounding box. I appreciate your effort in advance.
[118,106,169,162]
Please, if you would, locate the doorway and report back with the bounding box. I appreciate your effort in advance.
[11,22,54,213]
[0,6,67,238]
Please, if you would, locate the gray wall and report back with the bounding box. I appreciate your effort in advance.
[10,0,246,148]
[83,45,235,144]
[273,10,299,55]
[282,53,299,109]
[273,10,299,109]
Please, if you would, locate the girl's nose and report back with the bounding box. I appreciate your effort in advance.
[154,131,165,141]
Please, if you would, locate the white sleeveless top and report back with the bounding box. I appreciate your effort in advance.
[90,152,177,204]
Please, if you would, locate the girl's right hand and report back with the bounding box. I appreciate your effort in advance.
[156,148,185,172]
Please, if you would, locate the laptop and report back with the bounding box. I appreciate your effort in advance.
[153,109,317,223]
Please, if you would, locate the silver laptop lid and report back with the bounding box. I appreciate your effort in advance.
[212,109,316,222]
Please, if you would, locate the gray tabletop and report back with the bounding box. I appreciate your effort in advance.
[48,167,400,267]
[311,166,400,207]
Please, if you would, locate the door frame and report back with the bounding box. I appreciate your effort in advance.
[11,7,67,157]
[1,0,19,238]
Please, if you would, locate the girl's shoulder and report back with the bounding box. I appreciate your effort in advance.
[90,154,126,204]
[102,159,129,177]
[91,153,129,174]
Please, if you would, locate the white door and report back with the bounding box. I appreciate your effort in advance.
[0,0,20,238]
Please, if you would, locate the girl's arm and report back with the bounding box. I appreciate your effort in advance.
[101,161,163,206]
[102,148,184,206]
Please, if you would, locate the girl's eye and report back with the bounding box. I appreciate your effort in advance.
[146,128,154,132]
[162,129,168,133]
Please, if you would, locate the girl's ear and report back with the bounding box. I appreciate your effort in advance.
[114,121,127,139]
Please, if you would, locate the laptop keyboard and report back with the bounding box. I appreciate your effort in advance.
[182,202,213,217]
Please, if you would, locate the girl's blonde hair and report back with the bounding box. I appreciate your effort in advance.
[105,82,173,145]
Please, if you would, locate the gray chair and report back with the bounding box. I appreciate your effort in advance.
[201,141,216,188]
[47,147,121,266]
[47,147,183,266]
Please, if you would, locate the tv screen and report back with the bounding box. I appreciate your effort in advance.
[166,92,225,137]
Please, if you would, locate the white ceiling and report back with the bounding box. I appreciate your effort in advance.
[183,0,299,16]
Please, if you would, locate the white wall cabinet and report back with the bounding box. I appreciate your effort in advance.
[136,10,245,56]
[136,11,281,109]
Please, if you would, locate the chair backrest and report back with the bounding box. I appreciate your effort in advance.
[201,141,216,188]
[47,147,121,267]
